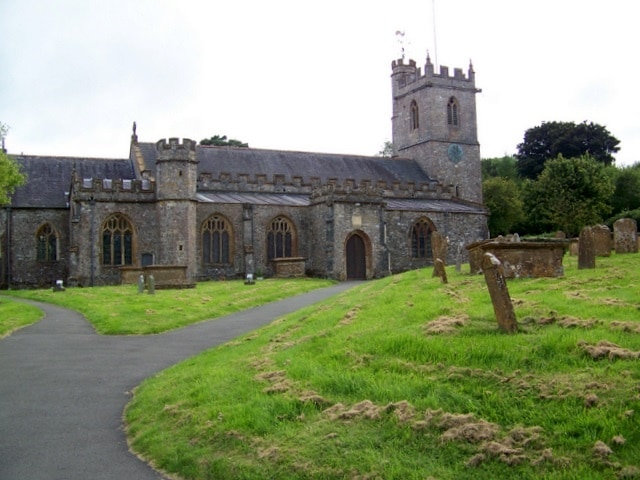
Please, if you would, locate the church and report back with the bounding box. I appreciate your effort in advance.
[1,54,488,288]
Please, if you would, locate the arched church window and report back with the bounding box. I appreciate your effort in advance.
[447,97,459,126]
[36,223,58,262]
[202,214,232,264]
[411,217,435,259]
[410,100,419,130]
[102,213,134,266]
[267,216,296,260]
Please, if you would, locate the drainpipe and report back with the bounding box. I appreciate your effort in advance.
[90,197,95,287]
[5,206,11,289]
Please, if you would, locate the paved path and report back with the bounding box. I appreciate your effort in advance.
[0,282,359,480]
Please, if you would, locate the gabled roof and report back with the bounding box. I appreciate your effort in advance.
[133,142,433,186]
[9,155,133,208]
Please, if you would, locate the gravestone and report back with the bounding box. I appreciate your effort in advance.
[148,274,155,295]
[137,274,145,294]
[455,242,464,273]
[592,225,612,257]
[578,226,596,269]
[431,232,448,266]
[482,253,518,333]
[432,258,448,284]
[614,218,638,254]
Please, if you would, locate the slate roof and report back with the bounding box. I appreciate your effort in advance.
[9,155,134,208]
[197,192,485,214]
[134,143,434,186]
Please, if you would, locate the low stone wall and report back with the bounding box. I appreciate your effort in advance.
[120,265,195,289]
[467,239,569,278]
[272,257,306,278]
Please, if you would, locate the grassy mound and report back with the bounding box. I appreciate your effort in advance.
[125,254,640,479]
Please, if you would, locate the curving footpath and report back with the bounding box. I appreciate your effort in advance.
[0,282,359,480]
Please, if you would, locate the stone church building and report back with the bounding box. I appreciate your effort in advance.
[1,54,488,288]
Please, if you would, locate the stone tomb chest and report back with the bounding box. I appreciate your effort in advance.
[467,239,569,278]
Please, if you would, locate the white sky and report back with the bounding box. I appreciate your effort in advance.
[1,0,638,166]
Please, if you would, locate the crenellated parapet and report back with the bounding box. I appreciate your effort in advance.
[70,177,156,202]
[391,55,477,95]
[156,138,197,162]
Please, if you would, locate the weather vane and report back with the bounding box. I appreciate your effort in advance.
[395,30,406,60]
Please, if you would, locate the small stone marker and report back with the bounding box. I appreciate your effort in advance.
[148,274,155,295]
[614,218,638,254]
[482,253,518,333]
[137,274,145,294]
[244,273,255,285]
[431,231,448,266]
[578,226,596,270]
[52,280,65,292]
[455,242,463,273]
[432,258,448,284]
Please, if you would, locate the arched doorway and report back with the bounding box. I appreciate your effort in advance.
[346,233,367,280]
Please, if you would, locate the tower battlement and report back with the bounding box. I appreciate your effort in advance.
[156,138,197,161]
[391,56,475,91]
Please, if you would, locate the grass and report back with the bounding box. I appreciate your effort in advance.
[1,278,335,335]
[0,297,43,337]
[124,253,640,479]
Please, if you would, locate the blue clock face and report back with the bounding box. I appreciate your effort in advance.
[448,143,464,163]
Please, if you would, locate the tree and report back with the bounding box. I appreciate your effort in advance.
[483,177,524,236]
[0,123,26,205]
[522,155,613,237]
[481,156,519,181]
[609,163,640,215]
[516,121,620,179]
[200,135,248,147]
[377,141,393,158]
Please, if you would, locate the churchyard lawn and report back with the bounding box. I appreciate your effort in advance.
[125,253,640,480]
[1,278,335,335]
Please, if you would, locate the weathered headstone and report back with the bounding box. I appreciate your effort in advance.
[432,258,448,284]
[431,232,448,266]
[455,242,464,273]
[578,226,596,269]
[592,225,612,257]
[137,274,145,294]
[148,274,155,295]
[482,253,518,333]
[613,218,638,254]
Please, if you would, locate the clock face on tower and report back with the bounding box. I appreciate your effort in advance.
[447,143,464,163]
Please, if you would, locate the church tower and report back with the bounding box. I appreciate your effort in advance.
[391,54,483,204]
[154,138,198,281]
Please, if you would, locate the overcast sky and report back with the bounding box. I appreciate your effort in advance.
[1,0,638,166]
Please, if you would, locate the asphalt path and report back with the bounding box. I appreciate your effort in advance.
[0,282,359,480]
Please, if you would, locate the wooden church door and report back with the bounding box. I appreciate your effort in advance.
[346,234,366,280]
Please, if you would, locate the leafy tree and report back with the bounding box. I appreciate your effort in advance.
[200,135,248,147]
[481,156,519,181]
[609,163,640,215]
[522,155,613,236]
[516,121,620,179]
[483,177,524,235]
[377,141,393,158]
[0,123,26,205]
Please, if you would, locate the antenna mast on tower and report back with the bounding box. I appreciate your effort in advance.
[432,0,439,67]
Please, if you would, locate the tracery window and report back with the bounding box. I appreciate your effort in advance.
[411,217,435,259]
[102,213,133,266]
[202,214,232,264]
[447,97,459,126]
[36,223,58,262]
[410,100,419,130]
[267,216,296,260]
